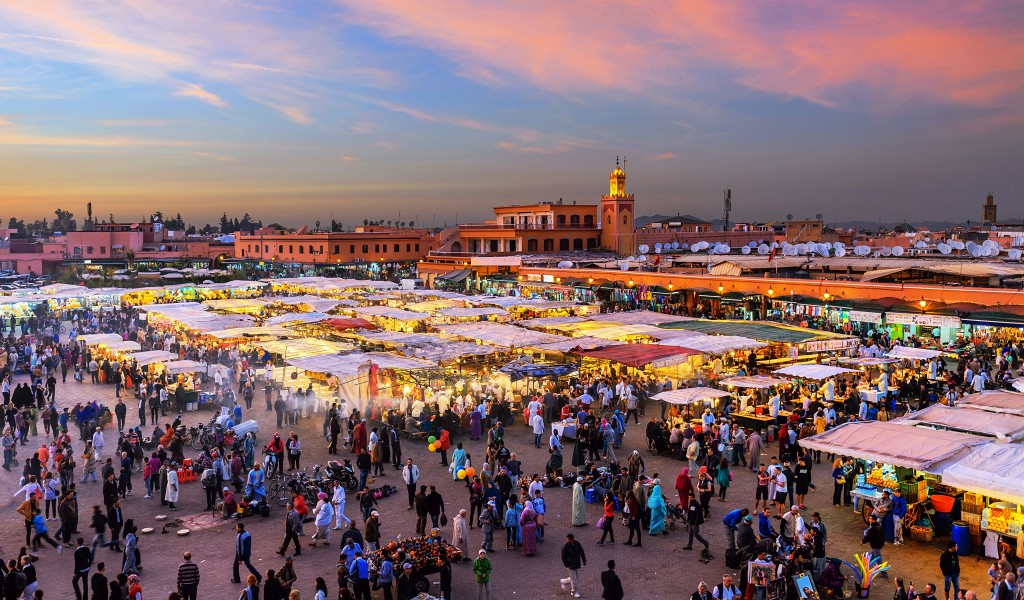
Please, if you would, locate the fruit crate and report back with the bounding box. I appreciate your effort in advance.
[910,525,934,542]
[901,480,927,503]
[961,513,982,535]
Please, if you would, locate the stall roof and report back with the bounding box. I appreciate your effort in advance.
[839,357,901,367]
[357,331,441,346]
[436,307,507,318]
[103,340,142,352]
[653,387,732,405]
[656,334,766,355]
[574,344,700,369]
[256,338,353,359]
[528,336,609,353]
[657,319,850,344]
[437,322,566,348]
[401,290,472,300]
[272,295,344,313]
[774,364,859,380]
[146,305,255,332]
[403,342,498,363]
[895,404,1024,441]
[162,359,208,375]
[203,298,269,311]
[718,375,790,389]
[587,311,695,326]
[516,316,587,328]
[886,346,947,360]
[265,312,331,326]
[265,277,398,292]
[77,333,125,345]
[286,352,435,377]
[436,268,471,283]
[798,421,987,471]
[940,443,1024,505]
[957,390,1024,416]
[126,350,178,366]
[204,326,296,340]
[466,296,578,310]
[405,300,459,313]
[324,317,376,331]
[353,306,431,322]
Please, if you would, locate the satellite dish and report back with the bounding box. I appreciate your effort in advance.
[873,251,881,258]
[856,245,871,256]
[626,255,636,262]
[881,247,892,257]
[741,246,751,254]
[748,241,757,247]
[951,240,965,250]
[1014,235,1024,247]
[796,243,808,255]
[834,242,846,249]
[938,243,951,255]
[620,262,630,271]
[915,241,927,249]
[892,246,904,257]
[983,240,998,249]
[815,243,828,255]
[671,242,679,249]
[719,244,731,254]
[757,244,769,255]
[970,247,982,258]
[835,247,846,257]
[557,261,573,268]
[654,243,662,252]
[783,246,797,256]
[1008,249,1022,260]
[690,243,700,252]
[637,255,647,262]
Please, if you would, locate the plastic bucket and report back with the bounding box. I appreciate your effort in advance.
[931,494,955,513]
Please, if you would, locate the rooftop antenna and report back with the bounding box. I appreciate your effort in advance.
[622,156,627,172]
[723,189,732,232]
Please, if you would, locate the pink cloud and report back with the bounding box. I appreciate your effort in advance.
[176,83,227,107]
[648,152,677,161]
[339,0,1023,109]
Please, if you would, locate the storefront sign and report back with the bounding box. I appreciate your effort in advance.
[803,338,859,353]
[886,313,961,328]
[849,310,883,324]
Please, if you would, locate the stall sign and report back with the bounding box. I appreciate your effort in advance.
[849,310,883,324]
[802,338,859,353]
[886,313,961,328]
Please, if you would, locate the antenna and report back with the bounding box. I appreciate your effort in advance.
[622,156,627,173]
[723,189,732,232]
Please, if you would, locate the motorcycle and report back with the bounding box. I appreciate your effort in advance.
[326,459,359,491]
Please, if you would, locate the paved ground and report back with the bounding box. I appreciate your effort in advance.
[1,370,994,599]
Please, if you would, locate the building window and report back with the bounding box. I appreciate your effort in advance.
[584,215,594,226]
[489,240,499,253]
[319,245,323,254]
[543,239,553,251]
[570,215,580,225]
[415,244,420,251]
[557,215,566,225]
[264,245,269,253]
[406,244,411,252]
[73,246,82,256]
[558,238,569,251]
[587,238,598,249]
[508,240,517,252]
[527,239,538,252]
[470,240,479,253]
[299,246,304,254]
[350,245,355,254]
[87,246,94,254]
[308,245,314,254]
[607,216,612,225]
[375,244,380,252]
[334,245,340,254]
[393,244,399,252]
[289,245,293,253]
[278,245,284,253]
[623,216,628,225]
[573,238,583,250]
[100,246,106,254]
[362,245,368,253]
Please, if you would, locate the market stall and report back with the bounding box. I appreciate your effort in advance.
[897,404,1024,442]
[941,443,1024,558]
[652,386,733,424]
[958,390,1024,416]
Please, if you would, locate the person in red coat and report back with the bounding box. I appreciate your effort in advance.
[351,420,368,455]
[437,429,451,466]
[675,467,694,507]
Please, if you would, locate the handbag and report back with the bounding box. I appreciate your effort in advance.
[595,516,606,529]
[440,513,448,527]
[836,476,846,484]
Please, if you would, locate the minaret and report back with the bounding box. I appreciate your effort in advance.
[982,194,997,224]
[600,157,636,255]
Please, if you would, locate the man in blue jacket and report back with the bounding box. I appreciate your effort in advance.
[723,508,749,550]
[232,522,261,584]
[892,489,908,546]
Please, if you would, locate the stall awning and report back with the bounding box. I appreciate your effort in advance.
[436,268,471,283]
[574,344,700,369]
[886,346,946,360]
[265,312,331,326]
[797,421,987,471]
[437,307,507,318]
[657,319,851,345]
[77,333,124,345]
[587,311,695,326]
[126,350,178,366]
[656,334,766,355]
[324,317,376,331]
[437,322,566,348]
[204,326,296,340]
[895,404,1024,441]
[402,342,498,363]
[162,359,208,375]
[940,443,1024,505]
[718,375,789,389]
[774,364,859,380]
[653,387,732,406]
[957,390,1024,417]
[285,352,435,377]
[103,340,142,353]
[354,306,431,322]
[256,338,353,359]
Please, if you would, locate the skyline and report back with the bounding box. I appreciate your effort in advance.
[0,1,1022,227]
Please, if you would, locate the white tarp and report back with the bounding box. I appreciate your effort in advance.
[529,336,608,353]
[657,334,766,355]
[203,298,269,311]
[438,322,566,348]
[265,312,331,326]
[286,352,435,377]
[403,342,499,363]
[354,306,431,322]
[256,338,352,359]
[653,387,732,406]
[77,333,124,345]
[516,316,587,328]
[798,421,987,471]
[774,364,859,380]
[957,390,1024,416]
[273,295,343,313]
[204,326,296,340]
[357,331,441,346]
[436,307,507,318]
[466,296,577,310]
[162,359,208,375]
[719,375,790,389]
[102,340,142,353]
[147,305,255,332]
[886,346,946,360]
[896,404,1024,441]
[126,350,178,366]
[940,443,1024,505]
[588,311,695,326]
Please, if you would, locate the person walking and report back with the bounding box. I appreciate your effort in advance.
[940,542,961,600]
[601,560,624,600]
[332,481,351,530]
[623,490,642,547]
[414,485,429,536]
[598,492,616,545]
[684,491,710,554]
[72,537,92,600]
[232,523,262,585]
[349,550,371,600]
[402,458,418,510]
[561,533,587,599]
[278,501,303,557]
[472,549,493,600]
[861,516,886,578]
[89,561,106,600]
[176,551,201,600]
[892,489,908,546]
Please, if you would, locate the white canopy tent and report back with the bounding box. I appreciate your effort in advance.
[356,331,441,346]
[886,346,947,360]
[957,390,1024,417]
[437,322,566,349]
[256,338,353,359]
[436,307,508,319]
[402,342,499,363]
[77,333,124,346]
[719,375,790,389]
[656,334,766,355]
[203,298,269,311]
[353,306,431,322]
[102,340,142,353]
[940,443,1024,505]
[204,326,296,340]
[587,310,695,326]
[126,350,179,366]
[286,352,436,378]
[798,421,987,471]
[528,336,608,353]
[774,364,859,380]
[653,387,732,406]
[895,404,1024,441]
[265,312,331,326]
[162,359,208,375]
[273,295,344,313]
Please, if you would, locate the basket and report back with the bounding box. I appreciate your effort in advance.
[910,525,934,542]
[962,501,985,516]
[961,512,981,532]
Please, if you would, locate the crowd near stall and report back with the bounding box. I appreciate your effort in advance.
[1,274,1023,600]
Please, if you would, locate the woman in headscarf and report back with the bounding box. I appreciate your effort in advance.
[675,467,694,508]
[627,450,645,480]
[571,433,586,470]
[449,442,467,481]
[519,501,539,556]
[469,405,483,441]
[571,477,587,526]
[647,478,667,536]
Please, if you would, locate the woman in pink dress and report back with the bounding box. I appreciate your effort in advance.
[519,501,539,556]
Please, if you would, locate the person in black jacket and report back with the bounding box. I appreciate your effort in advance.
[107,500,124,552]
[940,542,961,600]
[91,562,109,600]
[602,560,624,600]
[72,537,92,600]
[862,517,887,578]
[561,533,587,599]
[396,563,414,600]
[685,491,710,553]
[437,556,452,600]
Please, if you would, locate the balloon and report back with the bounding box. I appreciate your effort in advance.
[428,436,437,444]
[428,443,436,452]
[465,467,476,477]
[457,469,466,479]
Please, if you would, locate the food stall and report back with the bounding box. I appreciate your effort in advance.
[941,443,1024,558]
[652,386,733,425]
[718,375,792,428]
[800,421,987,543]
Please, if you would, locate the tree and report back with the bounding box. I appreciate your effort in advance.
[163,212,186,230]
[150,211,164,223]
[408,221,414,227]
[6,217,25,236]
[53,209,77,232]
[363,219,369,227]
[387,220,392,227]
[219,213,231,233]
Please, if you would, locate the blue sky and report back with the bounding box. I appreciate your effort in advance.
[0,0,1021,228]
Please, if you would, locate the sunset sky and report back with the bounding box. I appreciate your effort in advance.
[1,1,1021,228]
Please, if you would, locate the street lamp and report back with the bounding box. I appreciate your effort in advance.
[823,292,831,301]
[767,288,774,296]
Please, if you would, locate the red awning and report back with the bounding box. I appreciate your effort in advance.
[324,317,376,331]
[573,344,700,368]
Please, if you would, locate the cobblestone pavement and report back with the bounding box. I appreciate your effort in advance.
[1,371,994,599]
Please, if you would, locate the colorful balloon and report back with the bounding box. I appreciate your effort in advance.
[457,469,466,479]
[428,436,437,444]
[427,443,436,452]
[465,467,476,477]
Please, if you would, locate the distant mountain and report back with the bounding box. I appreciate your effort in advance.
[637,215,971,232]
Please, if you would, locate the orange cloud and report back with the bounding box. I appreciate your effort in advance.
[176,83,227,107]
[340,0,1023,109]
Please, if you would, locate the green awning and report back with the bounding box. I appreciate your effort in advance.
[657,319,851,344]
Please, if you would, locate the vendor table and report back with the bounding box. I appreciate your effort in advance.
[552,420,577,439]
[859,388,884,403]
